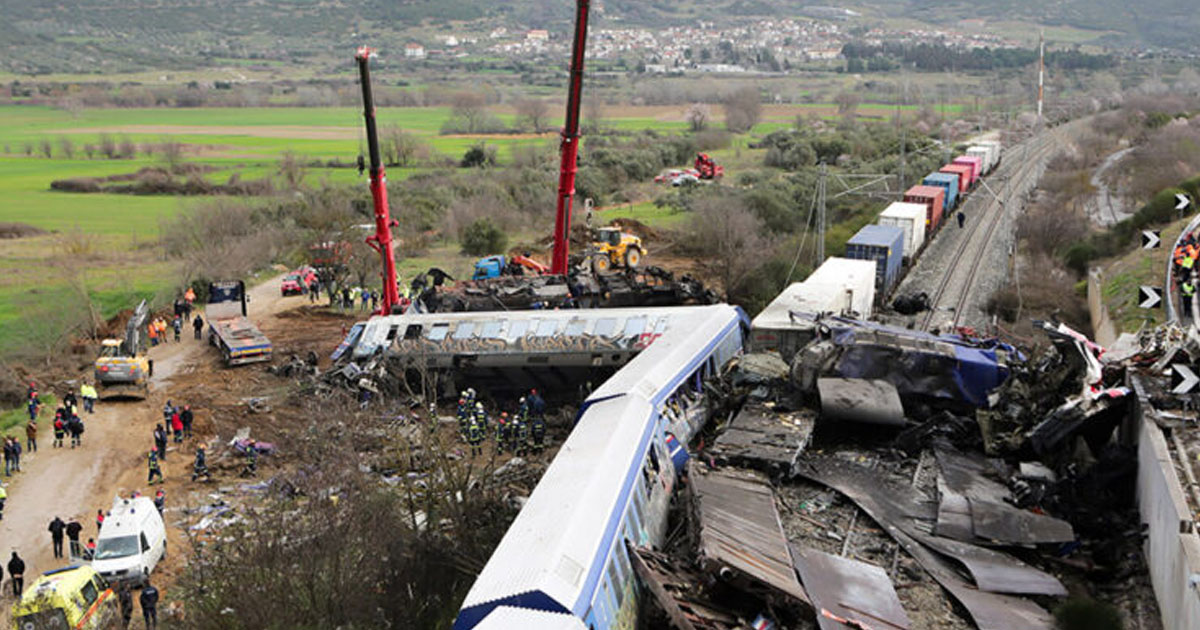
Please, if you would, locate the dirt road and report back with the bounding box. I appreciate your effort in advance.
[0,274,298,616]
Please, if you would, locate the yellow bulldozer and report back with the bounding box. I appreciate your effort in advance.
[590,226,645,272]
[94,300,153,400]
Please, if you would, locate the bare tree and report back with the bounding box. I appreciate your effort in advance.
[381,125,424,167]
[99,134,117,159]
[686,103,711,132]
[447,92,489,133]
[57,138,74,159]
[723,86,761,133]
[834,91,861,120]
[117,136,136,159]
[159,139,185,172]
[515,98,551,133]
[689,196,774,299]
[277,151,308,191]
[583,93,606,133]
[39,139,53,158]
[83,144,96,159]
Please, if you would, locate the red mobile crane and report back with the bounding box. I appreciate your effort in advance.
[549,0,591,275]
[355,47,401,315]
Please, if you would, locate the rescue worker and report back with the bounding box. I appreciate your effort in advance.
[25,398,37,422]
[495,412,510,453]
[147,447,163,485]
[154,489,165,515]
[243,440,258,477]
[139,580,159,630]
[192,445,209,482]
[956,211,966,228]
[528,389,545,424]
[456,397,471,440]
[84,538,95,560]
[81,382,97,414]
[96,509,104,533]
[0,484,6,520]
[171,410,183,443]
[192,314,204,340]
[118,582,133,628]
[65,519,81,547]
[467,415,484,457]
[531,410,546,451]
[513,411,529,457]
[1183,274,1196,315]
[473,401,488,434]
[52,413,65,448]
[180,404,194,439]
[24,419,35,453]
[67,414,83,448]
[153,423,168,460]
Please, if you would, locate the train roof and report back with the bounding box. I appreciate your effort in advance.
[472,606,587,630]
[456,393,657,625]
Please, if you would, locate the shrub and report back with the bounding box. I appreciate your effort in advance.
[460,143,497,168]
[460,218,507,256]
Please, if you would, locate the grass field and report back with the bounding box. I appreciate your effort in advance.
[0,98,969,361]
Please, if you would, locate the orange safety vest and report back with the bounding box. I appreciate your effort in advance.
[147,325,157,339]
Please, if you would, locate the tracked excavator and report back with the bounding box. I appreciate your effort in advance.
[94,300,152,400]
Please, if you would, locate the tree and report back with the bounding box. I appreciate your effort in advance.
[443,92,489,134]
[460,218,507,256]
[834,91,861,120]
[689,196,773,300]
[686,103,711,132]
[57,138,74,159]
[278,151,308,191]
[515,98,550,133]
[38,139,53,158]
[583,93,605,134]
[381,125,424,167]
[723,87,761,133]
[460,143,497,168]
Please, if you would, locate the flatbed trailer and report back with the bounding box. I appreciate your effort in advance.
[206,281,272,366]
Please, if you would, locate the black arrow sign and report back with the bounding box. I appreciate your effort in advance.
[1171,364,1200,394]
[1139,286,1162,309]
[1142,230,1161,249]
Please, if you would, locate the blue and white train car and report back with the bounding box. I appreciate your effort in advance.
[454,304,748,630]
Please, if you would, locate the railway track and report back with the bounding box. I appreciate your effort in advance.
[918,126,1067,332]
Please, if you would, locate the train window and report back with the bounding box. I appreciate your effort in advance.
[452,322,476,340]
[535,319,558,337]
[653,317,669,334]
[622,316,647,337]
[480,320,503,339]
[648,443,660,473]
[616,537,633,583]
[565,318,586,336]
[426,324,449,341]
[606,560,624,606]
[507,320,530,340]
[404,324,423,340]
[593,318,616,337]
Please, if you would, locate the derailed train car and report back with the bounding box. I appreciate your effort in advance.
[453,304,747,630]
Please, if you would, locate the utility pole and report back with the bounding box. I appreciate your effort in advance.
[1037,30,1045,123]
[817,163,827,264]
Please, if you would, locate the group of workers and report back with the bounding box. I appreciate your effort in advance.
[457,388,547,457]
[1176,234,1200,314]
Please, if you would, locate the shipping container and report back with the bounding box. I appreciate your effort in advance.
[845,224,904,293]
[966,146,994,174]
[922,172,959,210]
[750,257,875,360]
[878,202,928,259]
[903,185,946,233]
[940,164,973,192]
[953,156,983,183]
[980,140,1002,171]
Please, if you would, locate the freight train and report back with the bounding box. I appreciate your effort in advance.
[842,138,1003,297]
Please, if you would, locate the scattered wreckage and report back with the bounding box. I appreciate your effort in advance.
[633,314,1169,630]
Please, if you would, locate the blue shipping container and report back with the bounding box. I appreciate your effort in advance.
[923,172,959,210]
[845,224,904,293]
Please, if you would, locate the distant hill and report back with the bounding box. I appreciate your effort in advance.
[0,0,1195,75]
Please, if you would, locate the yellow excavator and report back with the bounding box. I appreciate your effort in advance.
[590,226,645,272]
[94,300,153,400]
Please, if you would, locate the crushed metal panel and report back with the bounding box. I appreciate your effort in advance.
[791,545,911,630]
[689,464,810,605]
[935,447,1075,545]
[935,479,974,541]
[630,545,739,630]
[817,378,905,426]
[709,404,815,475]
[792,455,1066,598]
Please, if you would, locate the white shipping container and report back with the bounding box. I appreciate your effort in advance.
[967,146,993,174]
[751,258,876,359]
[878,202,927,259]
[979,140,1002,171]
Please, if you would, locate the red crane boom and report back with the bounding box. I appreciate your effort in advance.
[355,47,401,315]
[550,0,591,275]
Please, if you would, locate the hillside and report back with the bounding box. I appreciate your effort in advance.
[0,0,1195,75]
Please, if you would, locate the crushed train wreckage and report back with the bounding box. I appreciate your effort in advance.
[629,311,1171,630]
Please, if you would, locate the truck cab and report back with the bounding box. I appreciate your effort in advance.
[76,496,166,587]
[12,565,118,630]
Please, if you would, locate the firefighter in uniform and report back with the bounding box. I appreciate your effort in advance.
[147,448,163,485]
[513,410,529,457]
[531,411,546,452]
[467,415,484,457]
[495,412,510,453]
[456,398,470,440]
[473,402,488,434]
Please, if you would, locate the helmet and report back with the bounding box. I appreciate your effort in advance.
[531,388,538,395]
[500,412,508,418]
[151,447,157,453]
[458,398,465,405]
[198,444,206,451]
[519,397,526,404]
[475,402,484,410]
[467,387,476,396]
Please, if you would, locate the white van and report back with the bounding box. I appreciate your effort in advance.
[74,496,166,586]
